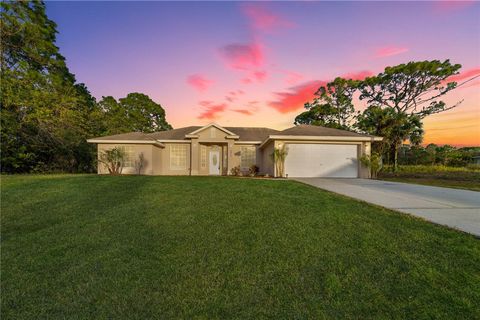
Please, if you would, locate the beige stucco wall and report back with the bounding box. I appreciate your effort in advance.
[196,126,230,141]
[97,143,155,175]
[260,141,275,176]
[156,142,191,175]
[95,137,372,178]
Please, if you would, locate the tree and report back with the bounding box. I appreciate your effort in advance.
[271,145,288,177]
[0,0,98,173]
[356,106,424,166]
[0,1,172,173]
[357,60,462,168]
[295,77,358,130]
[99,93,172,135]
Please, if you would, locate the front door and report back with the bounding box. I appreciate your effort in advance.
[209,150,220,175]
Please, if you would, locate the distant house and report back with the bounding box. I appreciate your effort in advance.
[87,123,382,178]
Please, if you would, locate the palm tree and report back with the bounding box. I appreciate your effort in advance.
[271,145,288,177]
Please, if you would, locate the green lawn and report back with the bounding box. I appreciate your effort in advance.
[378,165,480,192]
[380,177,480,192]
[2,175,480,319]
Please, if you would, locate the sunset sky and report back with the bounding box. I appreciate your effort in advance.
[47,1,479,146]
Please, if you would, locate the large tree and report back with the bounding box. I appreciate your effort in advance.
[1,2,172,173]
[356,106,424,165]
[295,77,358,130]
[357,60,463,168]
[358,60,462,118]
[99,93,172,135]
[1,0,99,172]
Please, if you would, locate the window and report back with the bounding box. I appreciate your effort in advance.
[240,146,256,169]
[119,146,135,167]
[170,144,188,170]
[200,145,207,168]
[210,127,216,138]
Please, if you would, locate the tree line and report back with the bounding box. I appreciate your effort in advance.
[398,144,479,167]
[294,61,476,168]
[1,1,171,173]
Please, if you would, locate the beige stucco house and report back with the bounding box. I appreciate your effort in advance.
[87,123,382,178]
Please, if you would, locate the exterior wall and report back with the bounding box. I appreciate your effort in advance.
[97,143,155,175]
[230,144,263,175]
[196,126,230,141]
[158,142,191,175]
[151,145,164,175]
[261,141,275,176]
[197,144,226,175]
[359,142,371,178]
[95,137,373,178]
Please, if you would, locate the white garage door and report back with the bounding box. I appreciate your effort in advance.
[284,144,358,178]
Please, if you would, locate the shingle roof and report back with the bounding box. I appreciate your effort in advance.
[88,124,374,142]
[224,127,281,141]
[147,126,202,140]
[88,132,153,141]
[279,124,374,137]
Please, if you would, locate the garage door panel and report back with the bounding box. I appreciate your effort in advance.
[285,144,358,178]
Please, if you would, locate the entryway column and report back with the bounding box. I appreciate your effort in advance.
[227,140,234,175]
[190,139,199,175]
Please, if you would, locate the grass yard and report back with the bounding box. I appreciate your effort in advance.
[379,177,480,192]
[379,165,480,191]
[2,175,480,319]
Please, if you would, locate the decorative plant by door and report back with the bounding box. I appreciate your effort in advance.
[271,145,288,177]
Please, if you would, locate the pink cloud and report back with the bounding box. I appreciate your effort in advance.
[241,4,295,33]
[186,74,214,92]
[219,42,264,70]
[225,96,236,103]
[284,71,304,85]
[252,70,267,82]
[341,70,374,80]
[446,67,480,84]
[232,109,254,116]
[375,46,409,58]
[241,77,253,84]
[269,70,373,114]
[198,102,227,120]
[269,80,327,114]
[433,0,476,12]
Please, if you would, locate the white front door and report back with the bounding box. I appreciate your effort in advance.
[209,150,220,175]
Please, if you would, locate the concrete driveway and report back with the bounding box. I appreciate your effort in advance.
[294,178,480,237]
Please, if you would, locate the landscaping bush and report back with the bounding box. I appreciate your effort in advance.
[230,166,241,176]
[249,165,259,176]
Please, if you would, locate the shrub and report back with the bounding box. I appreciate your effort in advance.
[360,153,382,178]
[230,166,241,176]
[249,165,259,176]
[98,147,126,175]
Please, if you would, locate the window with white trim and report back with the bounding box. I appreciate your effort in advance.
[240,146,256,169]
[200,145,207,169]
[170,144,188,170]
[119,146,135,167]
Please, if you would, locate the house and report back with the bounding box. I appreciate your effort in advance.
[87,123,382,178]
